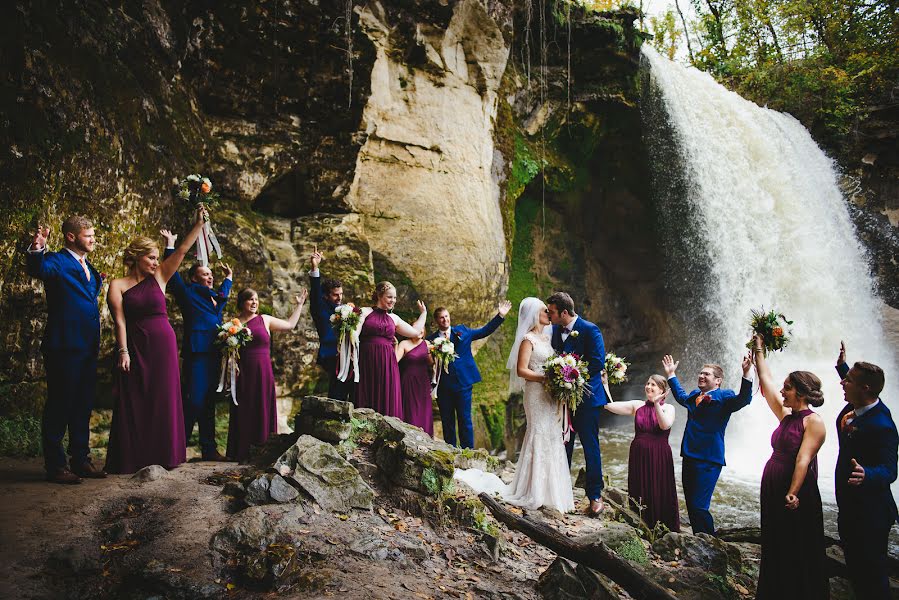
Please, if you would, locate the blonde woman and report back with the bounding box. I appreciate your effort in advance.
[353,282,426,418]
[105,209,206,473]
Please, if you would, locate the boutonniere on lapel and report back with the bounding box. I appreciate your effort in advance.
[840,410,857,438]
[99,272,108,284]
[695,393,712,407]
[570,330,579,338]
[452,328,463,339]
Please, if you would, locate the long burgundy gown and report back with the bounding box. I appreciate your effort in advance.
[400,341,433,435]
[628,402,680,532]
[756,408,827,599]
[355,308,403,419]
[226,316,276,462]
[105,277,186,473]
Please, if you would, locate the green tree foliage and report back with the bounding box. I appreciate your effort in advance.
[677,0,898,152]
[651,9,683,59]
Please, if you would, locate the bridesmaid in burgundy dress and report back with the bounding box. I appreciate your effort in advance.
[227,287,307,462]
[752,336,827,599]
[604,374,680,532]
[397,332,435,435]
[353,282,427,419]
[105,208,207,473]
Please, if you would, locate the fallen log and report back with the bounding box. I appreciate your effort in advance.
[477,493,676,600]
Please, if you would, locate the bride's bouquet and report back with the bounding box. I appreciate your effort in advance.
[331,303,362,383]
[746,308,793,356]
[177,173,222,266]
[604,352,630,385]
[429,336,459,398]
[215,318,253,405]
[543,353,591,413]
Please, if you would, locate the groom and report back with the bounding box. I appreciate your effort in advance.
[546,292,608,515]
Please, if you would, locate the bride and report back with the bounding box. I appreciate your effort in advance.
[454,297,575,512]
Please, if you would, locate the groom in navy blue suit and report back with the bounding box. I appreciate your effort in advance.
[163,232,232,460]
[663,354,753,534]
[546,292,608,515]
[26,217,106,483]
[309,248,350,401]
[835,345,897,600]
[428,301,511,448]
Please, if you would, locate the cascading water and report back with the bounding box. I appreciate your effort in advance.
[639,45,898,502]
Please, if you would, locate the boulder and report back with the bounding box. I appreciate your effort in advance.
[575,564,621,600]
[268,474,300,503]
[293,396,355,442]
[244,473,274,506]
[536,557,589,599]
[276,434,374,511]
[370,415,456,495]
[131,465,170,483]
[652,532,729,575]
[576,522,648,564]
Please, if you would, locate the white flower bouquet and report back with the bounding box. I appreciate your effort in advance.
[604,352,630,385]
[429,336,459,398]
[331,303,362,383]
[215,318,253,405]
[543,352,591,413]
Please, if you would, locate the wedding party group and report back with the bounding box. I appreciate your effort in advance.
[460,292,897,600]
[26,206,898,600]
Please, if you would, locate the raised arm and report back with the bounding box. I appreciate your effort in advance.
[785,414,826,509]
[662,355,690,407]
[753,336,788,421]
[107,280,131,373]
[602,400,643,416]
[266,290,309,333]
[726,355,755,413]
[516,339,545,384]
[836,340,849,379]
[470,300,511,341]
[393,300,427,338]
[157,208,206,284]
[160,230,186,298]
[218,262,233,298]
[25,225,59,279]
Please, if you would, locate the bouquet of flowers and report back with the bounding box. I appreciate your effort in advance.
[429,336,459,398]
[543,353,591,413]
[604,352,630,385]
[177,173,222,267]
[746,308,793,355]
[215,318,253,405]
[331,303,363,383]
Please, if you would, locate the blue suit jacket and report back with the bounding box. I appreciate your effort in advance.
[835,362,899,524]
[309,273,339,366]
[551,317,608,407]
[669,375,753,466]
[26,249,101,352]
[164,249,232,354]
[428,314,505,390]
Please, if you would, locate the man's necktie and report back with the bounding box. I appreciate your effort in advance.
[78,256,90,281]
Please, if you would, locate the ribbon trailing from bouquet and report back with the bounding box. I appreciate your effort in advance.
[336,327,360,384]
[195,215,222,267]
[561,405,573,443]
[431,368,442,400]
[217,350,239,405]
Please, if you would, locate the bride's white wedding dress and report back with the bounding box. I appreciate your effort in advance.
[454,332,575,512]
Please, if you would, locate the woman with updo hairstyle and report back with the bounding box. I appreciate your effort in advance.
[603,374,680,532]
[752,334,828,599]
[105,208,207,474]
[352,281,427,418]
[227,286,307,462]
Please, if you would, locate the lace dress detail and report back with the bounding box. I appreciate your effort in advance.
[504,332,575,512]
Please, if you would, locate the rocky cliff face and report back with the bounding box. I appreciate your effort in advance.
[1,0,656,433]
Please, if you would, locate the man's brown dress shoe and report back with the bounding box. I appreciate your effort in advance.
[71,460,107,479]
[586,498,605,517]
[201,450,230,462]
[46,468,82,485]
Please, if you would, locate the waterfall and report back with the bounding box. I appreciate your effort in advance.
[639,45,898,499]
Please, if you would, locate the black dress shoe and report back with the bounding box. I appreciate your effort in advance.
[201,450,230,462]
[46,468,83,485]
[71,461,107,479]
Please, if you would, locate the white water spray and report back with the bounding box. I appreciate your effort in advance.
[640,45,898,500]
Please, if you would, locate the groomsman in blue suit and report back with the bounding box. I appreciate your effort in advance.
[546,292,608,515]
[428,300,511,448]
[662,353,753,534]
[163,231,232,460]
[26,217,106,483]
[309,248,350,401]
[835,343,897,600]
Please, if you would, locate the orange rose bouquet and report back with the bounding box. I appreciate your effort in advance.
[176,173,222,266]
[746,308,793,356]
[215,318,253,404]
